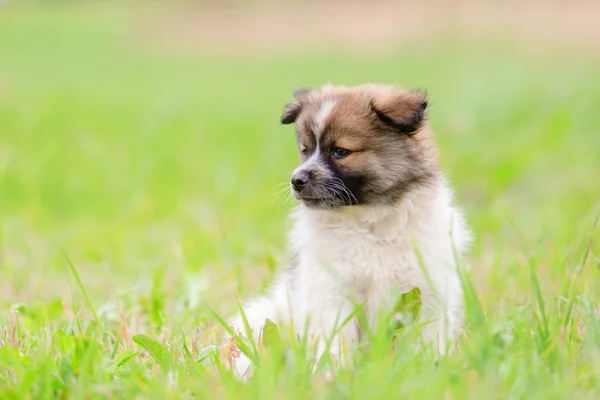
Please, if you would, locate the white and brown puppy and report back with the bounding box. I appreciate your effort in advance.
[228,83,471,378]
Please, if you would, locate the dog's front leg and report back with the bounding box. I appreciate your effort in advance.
[302,294,360,373]
[227,277,292,379]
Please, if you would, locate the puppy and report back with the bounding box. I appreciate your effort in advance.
[227,83,471,378]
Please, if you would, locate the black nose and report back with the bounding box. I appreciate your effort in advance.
[291,171,311,191]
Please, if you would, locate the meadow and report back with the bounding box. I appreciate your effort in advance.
[0,3,599,399]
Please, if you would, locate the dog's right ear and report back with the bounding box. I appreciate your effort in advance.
[280,88,311,124]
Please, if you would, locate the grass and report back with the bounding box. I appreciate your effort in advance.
[1,4,600,399]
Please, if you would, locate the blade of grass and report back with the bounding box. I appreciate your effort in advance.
[133,334,173,371]
[66,263,84,337]
[562,207,598,328]
[530,260,550,348]
[115,351,139,368]
[235,294,259,360]
[61,247,103,333]
[261,319,284,349]
[110,332,122,360]
[315,301,367,370]
[206,306,259,366]
[450,212,487,331]
[180,330,194,363]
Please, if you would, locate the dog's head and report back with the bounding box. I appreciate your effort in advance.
[281,83,439,209]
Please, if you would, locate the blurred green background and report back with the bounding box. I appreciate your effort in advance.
[1,0,599,306]
[0,1,599,396]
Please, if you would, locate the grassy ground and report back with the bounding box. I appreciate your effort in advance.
[1,4,599,399]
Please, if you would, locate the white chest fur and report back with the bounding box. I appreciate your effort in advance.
[290,179,470,305]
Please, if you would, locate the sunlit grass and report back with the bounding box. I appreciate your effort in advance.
[0,4,599,399]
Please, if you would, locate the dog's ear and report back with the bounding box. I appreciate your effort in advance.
[280,88,311,124]
[370,89,428,135]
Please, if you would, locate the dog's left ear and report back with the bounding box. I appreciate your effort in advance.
[371,89,428,135]
[280,88,311,124]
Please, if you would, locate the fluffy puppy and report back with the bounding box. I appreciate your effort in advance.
[227,83,471,378]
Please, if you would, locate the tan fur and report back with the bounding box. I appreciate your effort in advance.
[289,84,438,205]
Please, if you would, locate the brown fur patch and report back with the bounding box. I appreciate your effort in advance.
[283,84,440,207]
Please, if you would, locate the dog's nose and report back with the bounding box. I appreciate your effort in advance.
[291,171,311,191]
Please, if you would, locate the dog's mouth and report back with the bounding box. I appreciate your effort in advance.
[302,198,338,209]
[299,197,327,207]
[292,188,356,209]
[293,193,325,203]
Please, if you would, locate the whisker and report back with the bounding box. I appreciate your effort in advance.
[270,186,290,198]
[270,181,293,207]
[328,181,356,205]
[270,181,291,193]
[329,177,358,205]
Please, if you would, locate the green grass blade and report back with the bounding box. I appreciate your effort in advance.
[133,334,173,371]
[207,306,259,366]
[235,294,259,360]
[456,262,487,330]
[115,350,139,368]
[529,261,550,345]
[61,247,103,333]
[261,319,284,349]
[110,333,122,360]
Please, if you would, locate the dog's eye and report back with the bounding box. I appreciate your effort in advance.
[331,147,352,159]
[300,148,309,155]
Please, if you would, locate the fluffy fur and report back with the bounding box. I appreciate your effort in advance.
[227,83,471,379]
